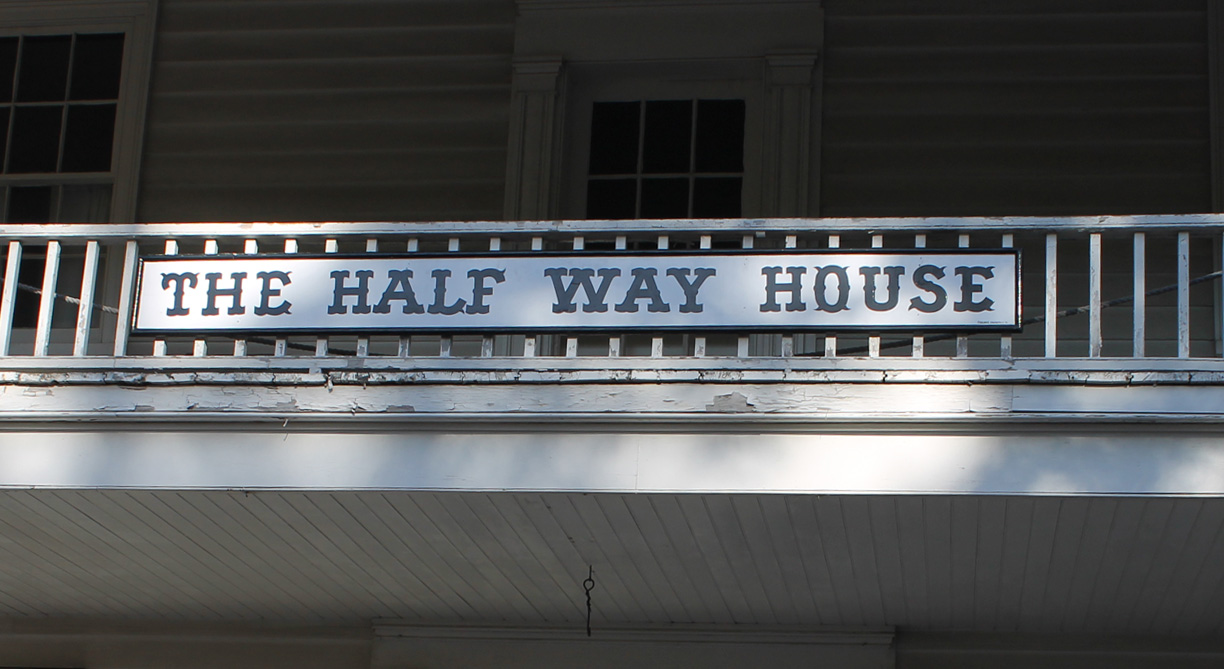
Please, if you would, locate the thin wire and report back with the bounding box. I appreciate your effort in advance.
[16,281,118,314]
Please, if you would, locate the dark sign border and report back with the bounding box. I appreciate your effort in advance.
[132,247,1023,335]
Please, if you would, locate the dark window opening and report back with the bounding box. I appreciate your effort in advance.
[588,102,639,175]
[4,32,125,174]
[62,103,116,172]
[9,105,62,173]
[8,185,53,222]
[70,33,124,101]
[642,101,691,174]
[0,38,17,102]
[16,35,71,103]
[0,32,123,223]
[9,253,44,328]
[586,99,745,219]
[3,183,112,224]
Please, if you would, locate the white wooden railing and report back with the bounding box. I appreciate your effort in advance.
[1,216,1222,366]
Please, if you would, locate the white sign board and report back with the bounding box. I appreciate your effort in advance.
[134,251,1020,332]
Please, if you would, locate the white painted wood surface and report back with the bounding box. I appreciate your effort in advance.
[8,372,1224,423]
[72,241,101,357]
[1134,231,1146,357]
[1089,233,1102,357]
[0,217,1220,368]
[1178,231,1190,358]
[5,214,1224,241]
[33,241,61,357]
[111,240,140,357]
[0,487,1218,639]
[1045,232,1057,358]
[0,241,20,356]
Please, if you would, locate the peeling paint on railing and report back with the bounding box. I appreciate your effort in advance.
[5,366,1224,389]
[1,216,1223,369]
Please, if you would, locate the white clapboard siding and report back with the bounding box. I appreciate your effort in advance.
[138,0,514,223]
[821,0,1211,217]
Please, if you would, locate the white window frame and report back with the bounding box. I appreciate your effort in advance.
[560,60,765,219]
[506,0,823,221]
[0,0,158,224]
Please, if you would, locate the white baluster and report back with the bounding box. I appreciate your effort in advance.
[1089,233,1102,358]
[0,241,21,356]
[111,241,138,357]
[1132,232,1145,358]
[72,240,101,357]
[1045,233,1058,358]
[1178,231,1190,358]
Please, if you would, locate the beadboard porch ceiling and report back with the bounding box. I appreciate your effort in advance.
[0,488,1220,637]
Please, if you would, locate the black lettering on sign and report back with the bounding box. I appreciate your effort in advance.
[861,266,904,312]
[666,267,716,313]
[254,271,291,316]
[909,265,947,313]
[373,269,425,315]
[812,265,850,313]
[329,270,373,315]
[427,269,466,315]
[615,268,669,313]
[466,268,506,315]
[545,268,621,313]
[202,272,246,316]
[160,272,197,316]
[954,266,995,312]
[760,266,806,312]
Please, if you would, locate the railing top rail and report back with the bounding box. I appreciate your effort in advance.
[2,214,1224,240]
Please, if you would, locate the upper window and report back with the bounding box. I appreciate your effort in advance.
[557,62,765,220]
[509,0,821,220]
[586,99,746,219]
[0,0,156,225]
[0,32,123,223]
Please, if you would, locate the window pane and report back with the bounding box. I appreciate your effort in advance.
[640,177,688,218]
[642,100,691,173]
[16,35,71,102]
[695,99,745,172]
[0,108,9,168]
[60,184,111,222]
[62,104,116,172]
[70,33,125,100]
[7,185,54,222]
[12,253,44,327]
[589,101,639,175]
[0,37,18,102]
[586,178,636,219]
[8,105,62,173]
[692,177,742,218]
